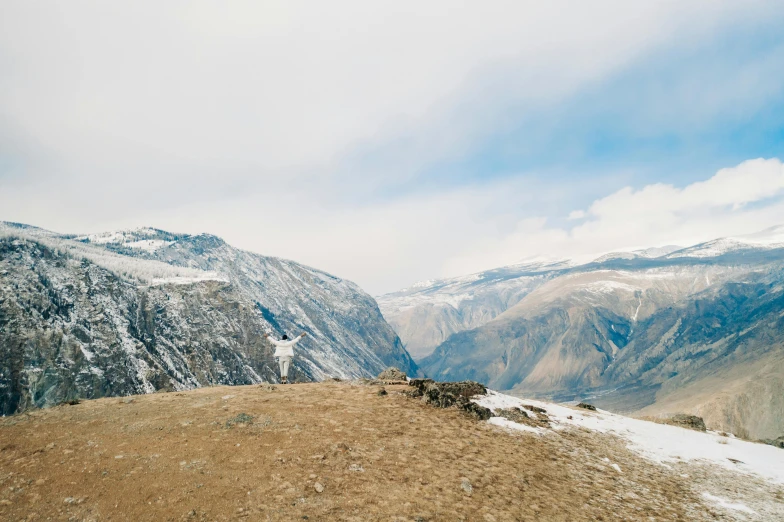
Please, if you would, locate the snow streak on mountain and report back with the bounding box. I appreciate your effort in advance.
[0,222,417,414]
[379,226,784,440]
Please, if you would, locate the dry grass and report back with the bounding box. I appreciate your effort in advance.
[0,382,718,521]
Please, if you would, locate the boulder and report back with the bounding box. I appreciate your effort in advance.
[377,367,407,381]
[406,379,491,420]
[668,414,707,432]
[496,407,550,428]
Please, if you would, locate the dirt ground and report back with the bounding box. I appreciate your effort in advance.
[0,381,733,521]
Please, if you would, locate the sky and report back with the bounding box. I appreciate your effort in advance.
[1,1,784,295]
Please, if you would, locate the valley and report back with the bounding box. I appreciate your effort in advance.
[379,226,784,440]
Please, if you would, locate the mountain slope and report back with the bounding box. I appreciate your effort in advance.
[595,276,784,439]
[0,223,416,414]
[377,260,572,359]
[394,227,784,439]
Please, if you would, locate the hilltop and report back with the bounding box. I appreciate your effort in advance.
[1,380,782,521]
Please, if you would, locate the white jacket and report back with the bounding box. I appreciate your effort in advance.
[269,336,302,358]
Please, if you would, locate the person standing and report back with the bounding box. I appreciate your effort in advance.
[263,332,306,384]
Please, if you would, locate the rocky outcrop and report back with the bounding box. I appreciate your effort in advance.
[666,414,707,432]
[406,379,491,420]
[762,436,784,449]
[377,367,407,381]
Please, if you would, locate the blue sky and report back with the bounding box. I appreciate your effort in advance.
[1,2,784,293]
[352,14,784,208]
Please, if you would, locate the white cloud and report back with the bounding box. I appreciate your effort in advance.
[0,2,770,189]
[441,158,784,281]
[1,2,783,294]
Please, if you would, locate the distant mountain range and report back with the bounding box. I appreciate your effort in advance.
[0,222,417,415]
[378,226,784,439]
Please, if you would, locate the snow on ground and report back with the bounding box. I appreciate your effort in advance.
[701,493,756,514]
[474,390,784,485]
[581,280,640,294]
[149,273,228,286]
[124,239,174,252]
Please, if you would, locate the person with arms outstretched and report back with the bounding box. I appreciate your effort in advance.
[264,332,306,384]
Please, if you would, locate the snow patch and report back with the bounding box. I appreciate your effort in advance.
[701,492,756,514]
[149,273,228,286]
[124,239,174,252]
[582,280,640,294]
[475,390,784,485]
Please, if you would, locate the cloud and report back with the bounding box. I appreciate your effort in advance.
[2,2,784,294]
[441,158,784,280]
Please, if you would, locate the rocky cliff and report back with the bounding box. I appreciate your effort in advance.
[0,223,417,414]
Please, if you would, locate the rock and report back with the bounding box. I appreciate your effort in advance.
[377,387,388,396]
[761,436,784,449]
[313,482,324,493]
[348,464,364,472]
[408,379,486,399]
[576,403,596,411]
[408,378,434,392]
[377,367,407,381]
[406,379,491,420]
[495,407,549,428]
[460,478,473,495]
[667,414,707,432]
[456,397,493,421]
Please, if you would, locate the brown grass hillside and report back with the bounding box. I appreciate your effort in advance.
[0,381,742,521]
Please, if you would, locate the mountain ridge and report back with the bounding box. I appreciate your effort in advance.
[379,225,784,439]
[0,222,417,415]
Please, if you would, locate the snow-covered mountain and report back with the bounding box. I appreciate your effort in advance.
[376,260,575,359]
[0,222,417,415]
[379,226,784,440]
[661,225,784,259]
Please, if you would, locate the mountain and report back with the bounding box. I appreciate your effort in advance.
[0,222,417,415]
[380,226,784,439]
[376,260,573,359]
